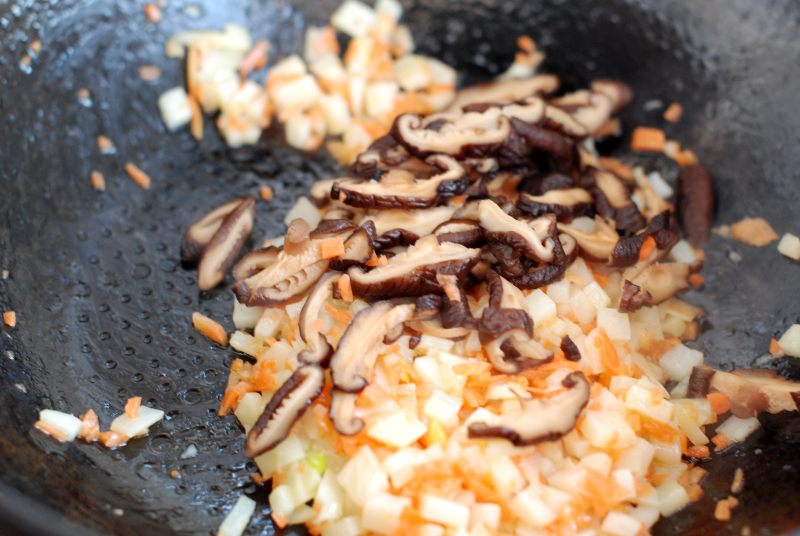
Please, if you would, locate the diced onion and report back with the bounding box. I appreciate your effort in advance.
[36,410,82,442]
[110,405,164,437]
[158,87,193,131]
[216,494,256,536]
[778,324,800,357]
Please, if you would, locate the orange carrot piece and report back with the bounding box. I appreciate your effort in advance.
[188,94,203,141]
[34,420,69,442]
[238,39,270,77]
[711,433,732,450]
[598,157,634,180]
[337,273,354,302]
[707,392,731,415]
[688,273,705,288]
[192,312,228,346]
[79,409,101,442]
[769,338,784,357]
[686,444,711,458]
[144,3,162,22]
[124,396,142,419]
[595,328,626,375]
[99,431,129,448]
[631,126,666,152]
[663,103,683,123]
[3,311,17,328]
[259,185,274,201]
[320,237,345,259]
[640,416,680,443]
[714,496,739,522]
[638,236,657,261]
[324,302,352,325]
[676,149,698,167]
[96,135,115,153]
[124,162,152,189]
[90,170,106,191]
[218,381,255,416]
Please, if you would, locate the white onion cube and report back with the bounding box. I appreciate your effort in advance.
[367,412,427,448]
[110,405,164,437]
[778,324,800,357]
[158,87,193,131]
[217,494,256,536]
[37,410,82,442]
[419,494,469,529]
[361,493,410,535]
[330,0,376,37]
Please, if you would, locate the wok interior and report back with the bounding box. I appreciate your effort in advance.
[0,0,799,534]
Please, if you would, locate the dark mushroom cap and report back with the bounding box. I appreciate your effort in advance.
[348,236,481,299]
[245,365,325,457]
[197,197,256,291]
[330,301,416,392]
[181,197,251,264]
[298,272,338,365]
[468,371,590,446]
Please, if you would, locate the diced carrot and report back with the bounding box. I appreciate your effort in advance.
[631,126,666,152]
[517,35,536,52]
[707,392,730,415]
[320,237,346,259]
[144,3,162,23]
[96,135,115,153]
[640,415,680,443]
[90,170,106,191]
[686,444,711,459]
[124,162,152,189]
[365,251,380,267]
[139,64,161,81]
[192,312,228,346]
[188,94,203,140]
[218,381,255,416]
[377,255,389,266]
[259,185,274,201]
[99,431,129,448]
[663,103,683,123]
[711,433,732,451]
[426,83,455,95]
[337,273,354,302]
[79,409,101,442]
[676,149,698,167]
[251,359,277,391]
[324,301,352,325]
[638,236,657,261]
[731,217,779,247]
[238,39,270,77]
[3,311,17,328]
[688,273,705,289]
[124,396,142,419]
[769,338,784,357]
[594,328,627,376]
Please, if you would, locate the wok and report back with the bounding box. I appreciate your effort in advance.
[1,0,799,534]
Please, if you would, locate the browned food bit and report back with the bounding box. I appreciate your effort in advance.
[730,217,779,247]
[687,366,717,398]
[446,75,559,111]
[708,368,800,417]
[347,236,480,299]
[610,211,677,267]
[714,496,739,522]
[560,335,582,361]
[297,272,337,365]
[468,371,590,445]
[197,197,256,290]
[329,390,364,436]
[618,280,653,312]
[516,188,594,221]
[591,169,645,234]
[678,164,715,246]
[245,365,325,457]
[329,301,416,392]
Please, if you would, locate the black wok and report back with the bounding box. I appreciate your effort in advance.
[1,0,799,534]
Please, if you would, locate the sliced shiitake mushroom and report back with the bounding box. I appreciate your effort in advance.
[591,170,645,235]
[618,279,653,312]
[181,197,251,264]
[558,216,619,262]
[197,197,256,290]
[611,211,678,267]
[447,75,559,111]
[434,219,484,248]
[330,301,416,392]
[329,227,374,270]
[561,335,582,361]
[348,235,481,299]
[468,371,591,445]
[363,206,456,240]
[687,366,800,418]
[478,199,555,262]
[625,262,689,305]
[678,164,715,247]
[232,246,280,281]
[331,155,468,209]
[245,365,324,457]
[517,188,594,221]
[298,272,338,365]
[329,389,364,436]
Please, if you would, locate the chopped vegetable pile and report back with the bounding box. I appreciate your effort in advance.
[168,3,800,535]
